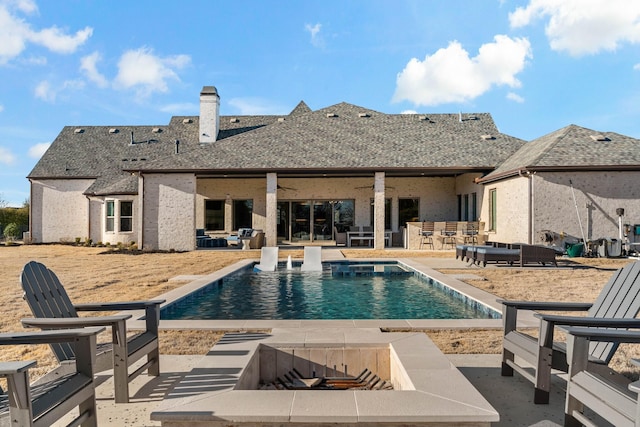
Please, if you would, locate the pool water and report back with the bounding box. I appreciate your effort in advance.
[161,262,498,320]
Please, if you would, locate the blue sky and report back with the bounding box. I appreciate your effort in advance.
[1,0,639,206]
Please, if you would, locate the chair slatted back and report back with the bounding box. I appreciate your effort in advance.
[466,221,479,234]
[20,261,79,362]
[421,221,434,234]
[444,221,457,234]
[587,261,640,362]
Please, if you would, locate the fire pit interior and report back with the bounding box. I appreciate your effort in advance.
[257,345,394,390]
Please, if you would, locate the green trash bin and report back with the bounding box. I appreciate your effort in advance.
[566,243,584,257]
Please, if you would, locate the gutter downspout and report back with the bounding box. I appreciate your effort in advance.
[137,172,144,250]
[85,195,91,243]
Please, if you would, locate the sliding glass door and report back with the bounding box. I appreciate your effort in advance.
[277,200,354,243]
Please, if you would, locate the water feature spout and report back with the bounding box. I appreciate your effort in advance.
[286,255,293,270]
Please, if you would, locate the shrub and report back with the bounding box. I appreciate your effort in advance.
[3,223,21,241]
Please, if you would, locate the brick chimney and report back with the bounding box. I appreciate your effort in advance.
[199,86,220,143]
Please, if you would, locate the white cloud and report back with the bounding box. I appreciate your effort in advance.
[507,92,525,103]
[159,102,197,114]
[34,80,54,102]
[305,23,324,48]
[28,25,92,54]
[392,35,532,106]
[0,104,4,112]
[510,0,640,56]
[0,1,92,65]
[401,110,419,114]
[28,142,50,158]
[113,47,191,97]
[34,78,84,102]
[228,97,288,115]
[80,51,108,88]
[0,146,16,165]
[634,63,640,71]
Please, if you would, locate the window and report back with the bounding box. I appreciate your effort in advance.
[457,195,462,221]
[489,189,497,231]
[233,199,253,230]
[370,198,391,230]
[398,198,419,226]
[471,192,477,221]
[120,201,133,232]
[106,200,114,232]
[205,200,225,231]
[463,195,469,221]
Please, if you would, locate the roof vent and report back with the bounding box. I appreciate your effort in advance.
[418,115,428,121]
[590,134,610,142]
[182,118,193,124]
[230,118,239,123]
[481,134,496,140]
[152,128,162,133]
[278,117,286,122]
[358,113,370,118]
[109,128,118,134]
[74,128,84,134]
[326,113,338,118]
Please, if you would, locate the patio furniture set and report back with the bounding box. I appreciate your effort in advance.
[456,241,559,267]
[420,221,479,250]
[197,228,265,249]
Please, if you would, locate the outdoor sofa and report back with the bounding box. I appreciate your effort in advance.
[473,243,558,267]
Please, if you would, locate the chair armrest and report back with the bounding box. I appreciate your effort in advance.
[21,314,131,329]
[0,360,37,376]
[497,299,592,311]
[534,314,640,329]
[74,299,165,311]
[565,327,640,343]
[0,327,106,345]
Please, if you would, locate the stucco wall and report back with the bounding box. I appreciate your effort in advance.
[30,179,93,243]
[533,171,640,244]
[143,173,196,251]
[195,175,460,235]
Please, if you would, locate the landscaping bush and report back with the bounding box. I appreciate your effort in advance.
[3,223,21,241]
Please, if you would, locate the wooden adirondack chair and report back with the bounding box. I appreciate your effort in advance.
[19,261,165,403]
[0,327,104,427]
[564,327,640,427]
[499,261,640,404]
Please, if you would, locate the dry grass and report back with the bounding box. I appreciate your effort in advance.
[0,244,638,379]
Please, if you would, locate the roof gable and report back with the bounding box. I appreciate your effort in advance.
[481,124,640,182]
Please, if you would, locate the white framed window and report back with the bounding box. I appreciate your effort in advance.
[106,200,115,232]
[105,200,134,233]
[120,201,133,232]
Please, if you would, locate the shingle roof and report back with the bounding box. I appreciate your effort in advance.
[480,124,640,183]
[28,101,525,196]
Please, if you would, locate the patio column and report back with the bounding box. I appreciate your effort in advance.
[265,173,278,247]
[374,172,385,250]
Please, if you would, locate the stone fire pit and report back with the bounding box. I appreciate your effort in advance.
[151,328,498,426]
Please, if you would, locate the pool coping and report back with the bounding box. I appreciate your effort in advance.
[124,257,538,331]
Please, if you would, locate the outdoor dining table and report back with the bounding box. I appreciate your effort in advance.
[346,231,392,247]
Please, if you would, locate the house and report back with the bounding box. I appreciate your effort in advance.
[477,125,640,249]
[28,85,640,252]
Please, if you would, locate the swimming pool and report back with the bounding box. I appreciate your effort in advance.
[160,261,500,320]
